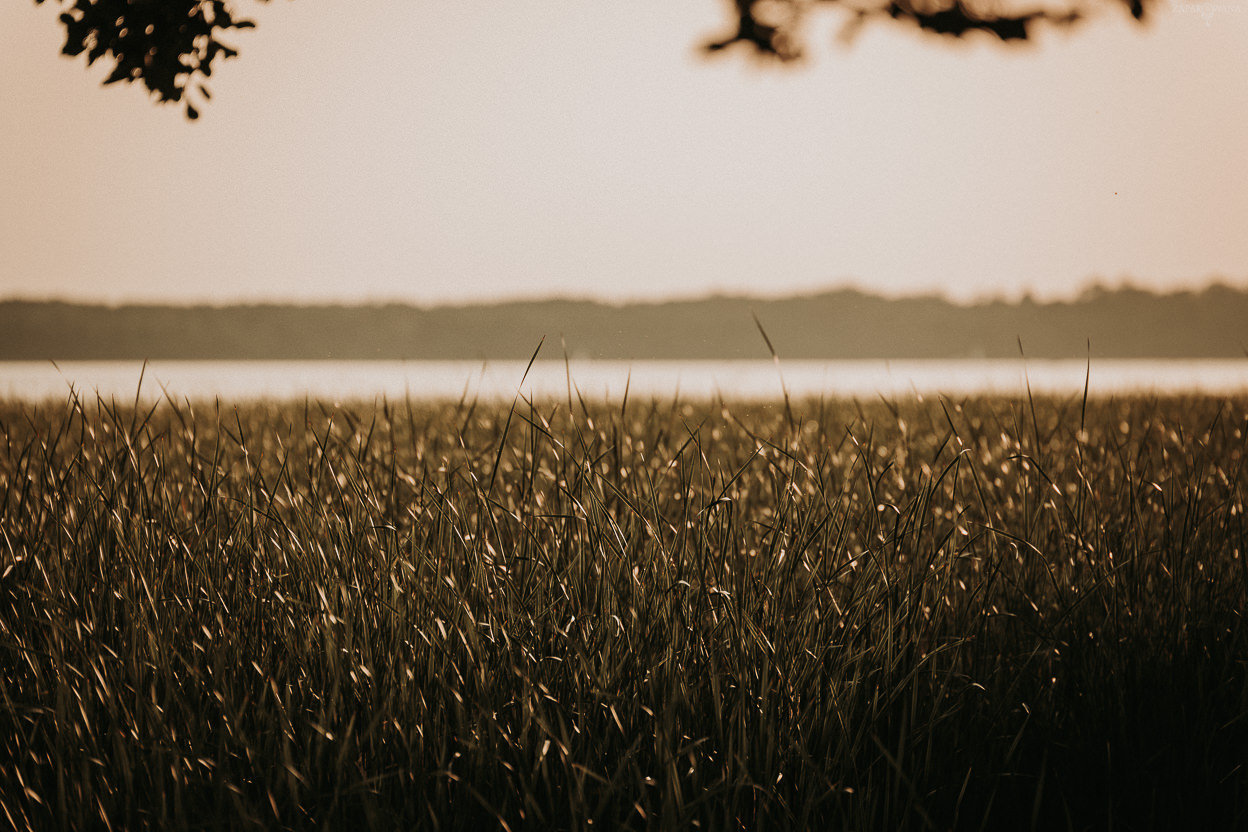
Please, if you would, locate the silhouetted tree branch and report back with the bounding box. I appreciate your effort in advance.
[706,0,1145,58]
[35,0,264,119]
[37,0,1150,119]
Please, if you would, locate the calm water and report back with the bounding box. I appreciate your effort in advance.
[2,359,1247,403]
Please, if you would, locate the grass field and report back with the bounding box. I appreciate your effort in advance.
[1,388,1245,830]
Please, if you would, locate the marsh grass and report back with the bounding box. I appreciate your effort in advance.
[0,388,1245,830]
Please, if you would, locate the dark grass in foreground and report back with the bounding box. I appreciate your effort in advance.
[1,391,1245,830]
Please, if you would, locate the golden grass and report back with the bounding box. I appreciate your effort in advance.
[1,390,1245,830]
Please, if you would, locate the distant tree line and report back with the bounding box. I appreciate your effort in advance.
[2,285,1245,361]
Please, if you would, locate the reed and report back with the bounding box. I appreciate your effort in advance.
[1,388,1244,830]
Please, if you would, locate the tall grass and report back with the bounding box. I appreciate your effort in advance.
[0,388,1245,830]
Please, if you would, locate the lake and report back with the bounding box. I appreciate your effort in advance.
[2,359,1247,403]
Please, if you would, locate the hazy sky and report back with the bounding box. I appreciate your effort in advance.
[2,0,1246,307]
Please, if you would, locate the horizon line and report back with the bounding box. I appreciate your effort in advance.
[3,276,1246,311]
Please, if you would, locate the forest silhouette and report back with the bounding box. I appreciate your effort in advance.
[3,284,1245,361]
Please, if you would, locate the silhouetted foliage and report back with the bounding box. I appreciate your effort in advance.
[705,0,1142,59]
[37,0,1150,119]
[35,0,264,119]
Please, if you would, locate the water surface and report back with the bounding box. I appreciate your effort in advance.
[2,359,1246,403]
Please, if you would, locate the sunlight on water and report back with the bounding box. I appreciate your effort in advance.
[2,359,1247,403]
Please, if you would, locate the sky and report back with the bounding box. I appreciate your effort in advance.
[2,0,1247,308]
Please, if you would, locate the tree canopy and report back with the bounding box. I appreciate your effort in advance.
[37,0,1150,119]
